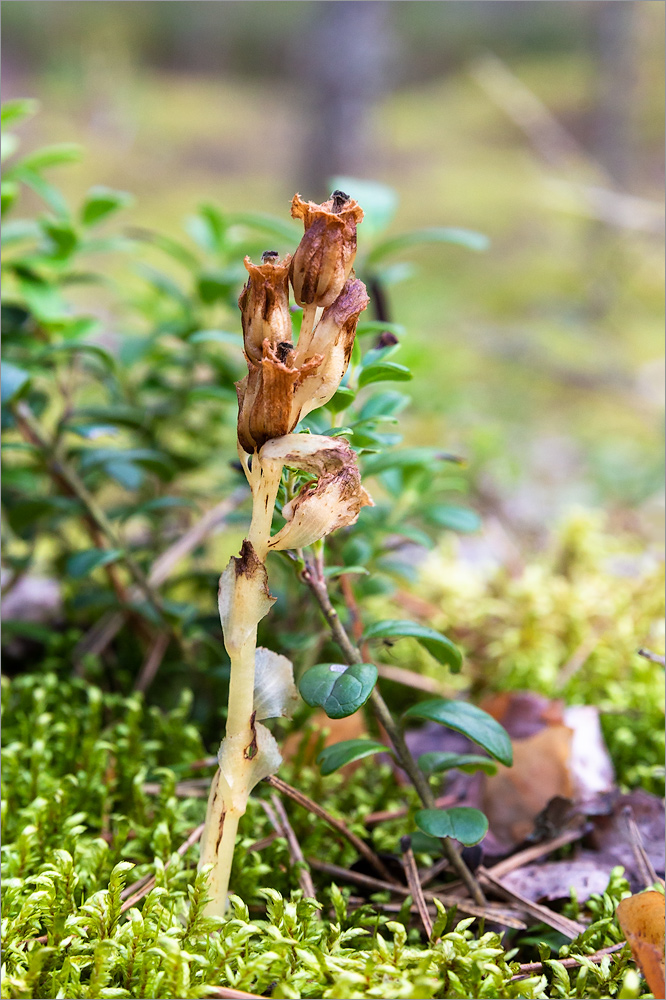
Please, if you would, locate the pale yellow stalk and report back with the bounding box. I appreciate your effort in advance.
[199,453,283,916]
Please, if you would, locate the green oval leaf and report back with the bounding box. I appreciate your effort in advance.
[418,752,498,776]
[188,329,239,346]
[322,565,369,579]
[299,662,378,719]
[404,699,513,766]
[358,361,412,388]
[1,99,40,130]
[328,176,398,240]
[415,807,489,846]
[366,227,490,267]
[325,386,356,412]
[1,361,31,402]
[317,738,389,776]
[425,504,481,533]
[362,620,462,672]
[21,143,82,172]
[81,186,133,227]
[67,548,123,579]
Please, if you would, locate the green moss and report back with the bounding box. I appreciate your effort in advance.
[1,670,653,999]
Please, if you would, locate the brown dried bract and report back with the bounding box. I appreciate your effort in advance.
[238,254,293,364]
[236,341,322,453]
[290,191,364,308]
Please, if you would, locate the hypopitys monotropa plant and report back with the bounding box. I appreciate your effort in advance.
[199,191,372,915]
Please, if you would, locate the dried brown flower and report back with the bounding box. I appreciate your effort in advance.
[236,276,368,453]
[259,433,374,550]
[238,252,293,364]
[290,191,364,308]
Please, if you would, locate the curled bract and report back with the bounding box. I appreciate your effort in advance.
[253,647,299,720]
[259,434,373,551]
[218,540,276,653]
[290,191,364,308]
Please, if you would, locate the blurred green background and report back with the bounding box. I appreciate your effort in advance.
[3,0,664,540]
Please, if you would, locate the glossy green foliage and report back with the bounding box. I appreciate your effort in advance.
[415,806,489,845]
[299,662,378,719]
[1,107,481,729]
[316,738,390,775]
[404,699,513,765]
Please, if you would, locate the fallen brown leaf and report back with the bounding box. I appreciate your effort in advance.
[617,890,665,998]
[501,857,611,903]
[482,725,575,848]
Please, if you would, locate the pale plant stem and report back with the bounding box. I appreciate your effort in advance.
[296,304,318,357]
[201,452,283,916]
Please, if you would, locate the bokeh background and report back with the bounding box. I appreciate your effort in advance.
[3,0,665,544]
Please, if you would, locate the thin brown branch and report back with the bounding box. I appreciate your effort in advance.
[13,401,171,628]
[365,792,457,828]
[376,663,449,695]
[511,942,626,980]
[74,487,248,667]
[623,804,660,888]
[263,774,398,885]
[477,866,587,940]
[266,793,318,903]
[637,647,666,666]
[148,487,248,588]
[307,857,527,929]
[401,836,433,938]
[300,557,486,907]
[134,631,171,693]
[419,855,452,888]
[485,826,586,879]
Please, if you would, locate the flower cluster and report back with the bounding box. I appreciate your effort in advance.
[236,190,369,454]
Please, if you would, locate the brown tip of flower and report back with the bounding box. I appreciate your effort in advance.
[276,341,294,363]
[331,189,350,211]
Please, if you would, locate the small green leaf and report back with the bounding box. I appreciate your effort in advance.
[81,186,133,227]
[299,662,378,719]
[426,504,481,533]
[404,699,513,766]
[225,210,299,243]
[41,217,78,258]
[326,386,356,412]
[189,329,240,346]
[21,143,82,171]
[415,807,488,846]
[1,361,30,402]
[367,227,490,266]
[67,548,123,579]
[1,99,40,130]
[362,620,462,672]
[1,134,19,164]
[317,738,389,776]
[322,565,369,579]
[358,361,412,388]
[18,276,69,322]
[363,447,462,477]
[328,177,398,240]
[13,166,70,216]
[418,752,497,776]
[1,180,18,214]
